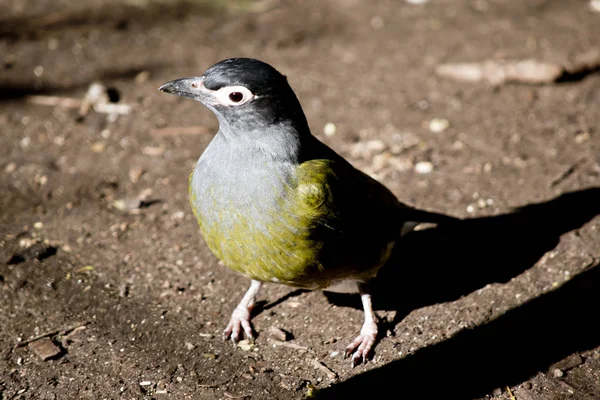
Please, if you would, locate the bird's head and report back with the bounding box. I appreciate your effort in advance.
[159,58,309,132]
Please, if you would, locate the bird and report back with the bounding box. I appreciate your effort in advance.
[159,58,457,366]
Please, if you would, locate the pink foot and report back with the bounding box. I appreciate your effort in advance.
[345,320,377,367]
[344,283,378,367]
[223,305,254,344]
[222,280,262,345]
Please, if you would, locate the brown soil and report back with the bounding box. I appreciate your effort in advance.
[1,0,599,399]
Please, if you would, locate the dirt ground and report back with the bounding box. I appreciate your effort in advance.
[1,0,600,399]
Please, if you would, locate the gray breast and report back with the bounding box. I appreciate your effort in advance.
[190,132,295,238]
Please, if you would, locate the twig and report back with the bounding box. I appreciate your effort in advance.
[268,338,308,350]
[94,103,132,115]
[312,359,338,380]
[436,59,562,85]
[506,386,516,400]
[13,321,90,350]
[26,95,81,109]
[436,49,600,86]
[564,48,600,76]
[25,81,132,116]
[26,95,132,115]
[9,387,29,400]
[550,158,587,187]
[582,257,597,272]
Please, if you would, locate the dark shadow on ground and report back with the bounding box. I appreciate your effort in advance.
[319,262,600,399]
[320,187,600,399]
[325,187,600,323]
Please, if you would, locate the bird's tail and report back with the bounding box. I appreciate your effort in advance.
[397,205,460,236]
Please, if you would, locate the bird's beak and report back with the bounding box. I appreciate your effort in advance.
[158,77,213,104]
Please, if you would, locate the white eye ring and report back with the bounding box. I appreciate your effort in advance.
[213,86,255,106]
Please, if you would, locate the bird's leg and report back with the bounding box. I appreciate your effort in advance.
[345,282,378,367]
[223,280,262,345]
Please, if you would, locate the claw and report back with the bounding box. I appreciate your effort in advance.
[345,328,377,367]
[223,305,254,344]
[222,280,262,346]
[344,283,378,367]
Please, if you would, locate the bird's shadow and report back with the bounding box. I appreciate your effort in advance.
[317,187,600,398]
[319,257,600,399]
[324,187,600,324]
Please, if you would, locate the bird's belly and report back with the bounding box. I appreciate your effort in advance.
[197,205,330,288]
[190,168,333,288]
[193,199,393,288]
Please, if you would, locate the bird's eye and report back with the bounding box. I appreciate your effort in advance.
[229,92,244,102]
[214,86,254,106]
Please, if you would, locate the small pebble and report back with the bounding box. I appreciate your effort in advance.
[28,337,61,360]
[466,205,475,213]
[365,139,386,153]
[33,222,44,229]
[590,0,600,12]
[171,211,186,220]
[237,339,254,351]
[90,142,105,153]
[142,146,165,156]
[323,122,337,137]
[268,326,290,341]
[414,161,433,174]
[37,175,48,186]
[19,238,37,248]
[129,167,144,183]
[184,342,195,351]
[330,351,339,358]
[112,197,143,211]
[575,131,590,143]
[553,368,564,378]
[350,139,387,159]
[139,381,153,386]
[135,71,151,84]
[4,162,16,173]
[240,372,253,381]
[428,118,449,133]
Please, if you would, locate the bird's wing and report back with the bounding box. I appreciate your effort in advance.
[293,158,398,232]
[291,158,401,279]
[293,159,341,230]
[293,157,458,234]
